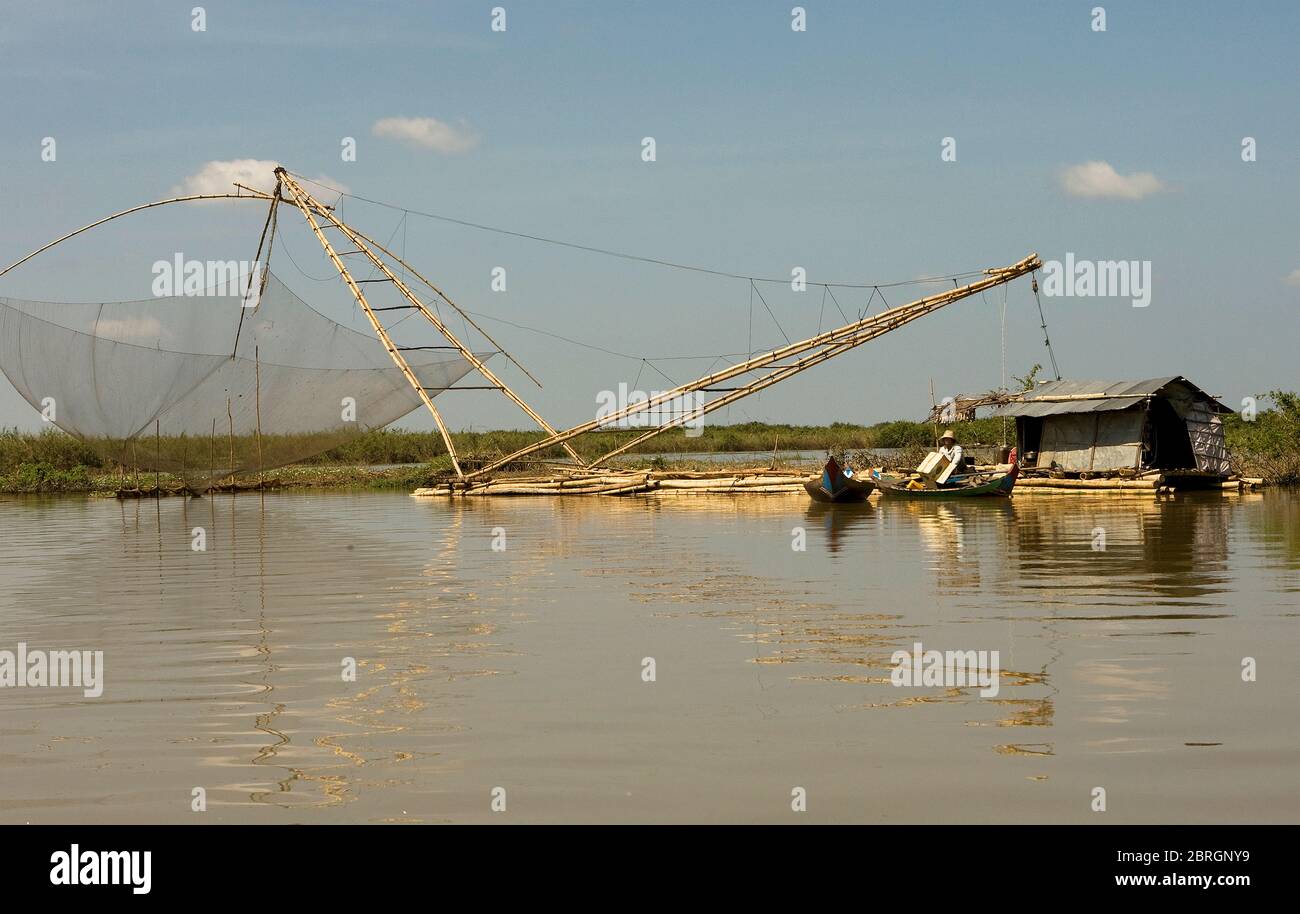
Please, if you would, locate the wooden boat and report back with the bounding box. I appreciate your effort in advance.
[805,455,876,503]
[875,449,1019,499]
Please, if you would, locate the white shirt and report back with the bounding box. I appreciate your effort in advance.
[939,444,964,466]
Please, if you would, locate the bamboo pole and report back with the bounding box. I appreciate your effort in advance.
[232,182,281,356]
[278,171,586,469]
[468,254,1041,476]
[274,172,465,478]
[650,484,803,495]
[0,192,275,281]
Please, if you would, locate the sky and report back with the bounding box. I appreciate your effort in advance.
[1,0,1296,433]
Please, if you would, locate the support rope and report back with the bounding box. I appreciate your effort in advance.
[1030,270,1062,380]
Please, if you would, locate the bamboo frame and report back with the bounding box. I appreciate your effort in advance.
[276,170,586,473]
[468,254,1041,476]
[1,166,1040,492]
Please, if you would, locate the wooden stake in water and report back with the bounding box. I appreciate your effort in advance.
[255,345,264,488]
[227,398,234,488]
[930,378,938,448]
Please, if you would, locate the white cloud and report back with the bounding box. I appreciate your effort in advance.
[173,159,348,197]
[372,116,480,154]
[1060,161,1166,200]
[1284,269,1300,287]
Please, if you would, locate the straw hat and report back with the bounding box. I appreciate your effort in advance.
[939,429,956,442]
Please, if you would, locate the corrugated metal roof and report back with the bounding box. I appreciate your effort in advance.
[984,376,1230,418]
[987,396,1149,418]
[1021,377,1180,399]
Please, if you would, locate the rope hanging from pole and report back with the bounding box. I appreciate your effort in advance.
[232,181,281,357]
[1030,270,1061,380]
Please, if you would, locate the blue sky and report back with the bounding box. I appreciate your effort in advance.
[1,0,1296,432]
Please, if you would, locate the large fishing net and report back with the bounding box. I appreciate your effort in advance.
[0,271,484,486]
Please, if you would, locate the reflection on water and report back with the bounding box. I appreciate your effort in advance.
[0,489,1297,823]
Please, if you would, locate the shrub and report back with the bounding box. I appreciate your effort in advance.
[0,462,95,493]
[1225,391,1300,484]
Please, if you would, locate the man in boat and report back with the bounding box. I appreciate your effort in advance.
[937,429,968,479]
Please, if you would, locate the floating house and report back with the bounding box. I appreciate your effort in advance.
[985,376,1233,480]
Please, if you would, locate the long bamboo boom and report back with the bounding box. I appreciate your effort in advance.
[589,270,1023,463]
[276,174,465,477]
[591,309,946,463]
[0,191,275,281]
[470,254,1040,476]
[277,170,586,468]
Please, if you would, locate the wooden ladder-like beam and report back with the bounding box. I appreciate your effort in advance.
[277,170,587,472]
[276,173,466,477]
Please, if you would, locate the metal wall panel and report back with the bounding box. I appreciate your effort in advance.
[1186,404,1231,474]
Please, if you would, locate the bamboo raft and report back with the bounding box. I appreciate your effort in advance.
[1013,470,1262,494]
[412,466,1265,499]
[413,467,813,498]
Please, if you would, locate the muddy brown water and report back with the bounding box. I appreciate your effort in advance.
[1,489,1296,823]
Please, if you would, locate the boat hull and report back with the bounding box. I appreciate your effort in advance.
[876,472,1016,498]
[803,476,875,503]
[805,456,876,503]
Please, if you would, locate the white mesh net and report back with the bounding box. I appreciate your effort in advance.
[0,272,482,485]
